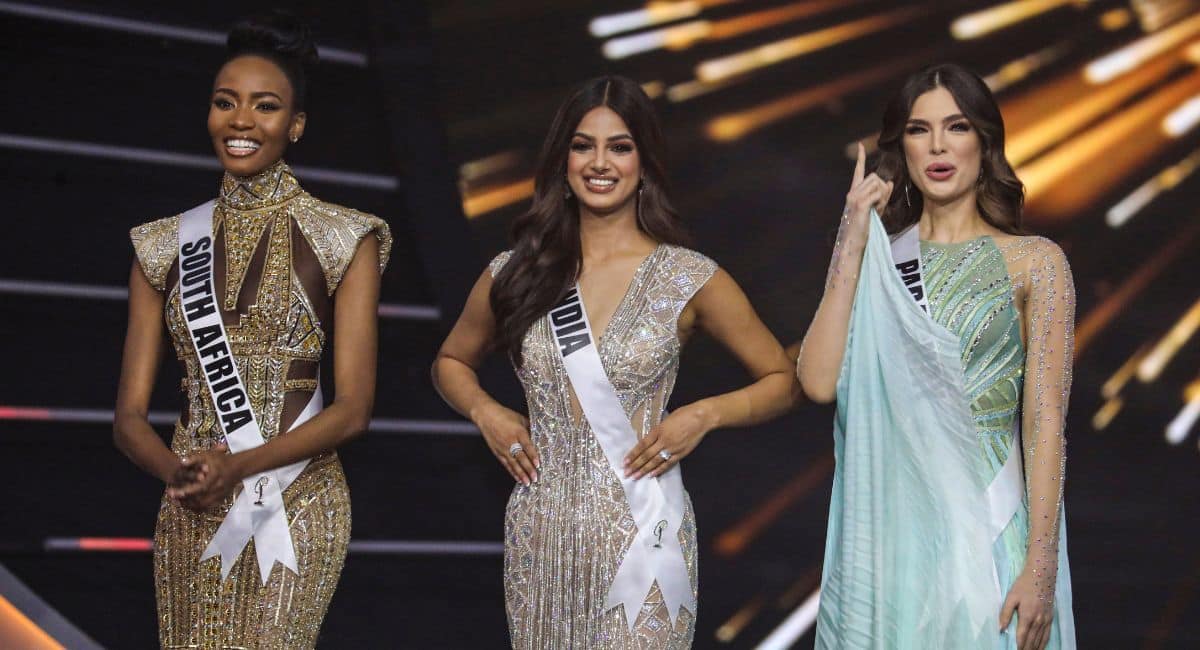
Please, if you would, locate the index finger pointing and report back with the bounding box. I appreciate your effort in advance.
[851,142,866,190]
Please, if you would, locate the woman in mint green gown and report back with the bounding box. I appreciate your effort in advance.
[797,64,1076,649]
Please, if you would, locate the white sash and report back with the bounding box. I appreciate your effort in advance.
[888,219,1024,575]
[548,285,695,628]
[178,200,320,583]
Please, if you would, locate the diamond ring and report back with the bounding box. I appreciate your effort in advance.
[508,442,525,457]
[658,449,672,462]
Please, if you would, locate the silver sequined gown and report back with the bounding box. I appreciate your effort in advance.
[490,244,717,649]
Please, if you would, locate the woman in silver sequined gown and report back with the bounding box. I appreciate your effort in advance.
[433,76,799,649]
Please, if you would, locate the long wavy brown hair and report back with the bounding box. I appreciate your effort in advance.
[874,63,1025,234]
[490,76,689,367]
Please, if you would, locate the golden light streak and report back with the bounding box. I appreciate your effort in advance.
[1076,222,1200,356]
[713,455,834,557]
[1006,52,1180,166]
[776,565,823,609]
[706,53,928,141]
[589,2,703,38]
[1092,396,1124,431]
[1098,7,1133,32]
[603,0,868,59]
[1085,12,1200,83]
[666,77,735,102]
[1163,93,1200,135]
[0,595,64,649]
[641,80,666,99]
[715,594,766,642]
[1187,378,1200,402]
[1137,297,1200,383]
[951,0,1083,40]
[1020,70,1200,217]
[695,6,927,83]
[462,177,535,219]
[1102,345,1151,399]
[1107,149,1200,227]
[458,150,523,183]
[983,43,1073,92]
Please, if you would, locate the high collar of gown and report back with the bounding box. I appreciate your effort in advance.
[218,159,303,211]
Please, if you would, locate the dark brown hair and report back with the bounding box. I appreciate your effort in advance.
[874,63,1024,234]
[490,76,689,367]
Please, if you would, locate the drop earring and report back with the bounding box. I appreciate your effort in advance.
[904,182,911,207]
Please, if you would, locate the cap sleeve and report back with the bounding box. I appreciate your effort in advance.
[129,215,180,291]
[293,199,392,294]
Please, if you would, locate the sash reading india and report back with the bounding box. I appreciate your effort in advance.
[178,200,321,583]
[549,285,695,629]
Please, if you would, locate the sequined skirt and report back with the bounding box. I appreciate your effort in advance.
[154,452,350,650]
[502,459,699,650]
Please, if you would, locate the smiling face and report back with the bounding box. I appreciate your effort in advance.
[207,54,306,177]
[902,86,983,207]
[566,106,642,216]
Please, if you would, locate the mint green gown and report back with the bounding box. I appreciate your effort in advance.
[814,213,1076,648]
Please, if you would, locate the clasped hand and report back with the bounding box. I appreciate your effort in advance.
[167,442,240,511]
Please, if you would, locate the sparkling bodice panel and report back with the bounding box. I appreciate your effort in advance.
[921,237,1024,440]
[491,244,717,649]
[130,161,391,453]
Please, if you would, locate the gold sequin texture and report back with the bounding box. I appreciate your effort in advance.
[491,245,717,649]
[130,161,391,649]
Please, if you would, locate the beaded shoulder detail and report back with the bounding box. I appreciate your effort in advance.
[488,250,513,279]
[129,214,181,291]
[291,196,392,294]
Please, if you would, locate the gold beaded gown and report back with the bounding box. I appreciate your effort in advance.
[490,244,717,649]
[130,161,391,649]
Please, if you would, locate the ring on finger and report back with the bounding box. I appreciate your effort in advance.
[658,449,672,462]
[508,442,524,457]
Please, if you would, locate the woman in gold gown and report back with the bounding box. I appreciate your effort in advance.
[113,11,389,648]
[433,76,798,648]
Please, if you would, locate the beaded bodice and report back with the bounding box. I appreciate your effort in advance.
[130,161,391,453]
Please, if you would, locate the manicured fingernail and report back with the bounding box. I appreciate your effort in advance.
[532,472,539,483]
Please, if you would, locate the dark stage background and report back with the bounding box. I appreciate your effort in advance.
[1,1,1198,648]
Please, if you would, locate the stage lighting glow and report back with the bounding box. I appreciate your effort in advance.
[695,6,926,83]
[1007,55,1177,166]
[602,0,866,59]
[603,21,711,59]
[1092,396,1124,431]
[589,2,703,39]
[1074,222,1200,356]
[1102,346,1149,399]
[951,0,1083,41]
[1107,149,1200,227]
[1098,7,1133,31]
[1165,393,1200,444]
[1020,71,1200,210]
[756,589,821,649]
[706,54,924,141]
[462,178,535,219]
[1138,298,1200,383]
[1163,94,1200,135]
[0,595,62,650]
[715,594,766,642]
[1084,13,1200,83]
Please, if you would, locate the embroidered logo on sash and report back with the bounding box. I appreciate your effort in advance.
[652,519,669,549]
[253,476,269,506]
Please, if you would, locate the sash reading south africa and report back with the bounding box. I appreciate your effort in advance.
[177,200,321,583]
[548,285,695,629]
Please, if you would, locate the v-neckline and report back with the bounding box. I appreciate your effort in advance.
[579,243,662,344]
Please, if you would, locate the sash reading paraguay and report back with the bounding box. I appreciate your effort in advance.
[177,200,320,583]
[549,285,695,629]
